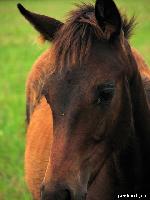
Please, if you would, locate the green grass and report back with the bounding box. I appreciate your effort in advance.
[0,0,149,199]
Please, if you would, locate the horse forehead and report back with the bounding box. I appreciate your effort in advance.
[49,42,124,92]
[50,69,85,97]
[51,59,120,92]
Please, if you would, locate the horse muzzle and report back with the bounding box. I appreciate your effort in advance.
[40,183,87,200]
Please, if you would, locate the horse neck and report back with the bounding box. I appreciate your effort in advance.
[130,50,150,191]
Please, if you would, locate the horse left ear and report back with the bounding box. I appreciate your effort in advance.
[17,3,63,42]
[95,0,122,39]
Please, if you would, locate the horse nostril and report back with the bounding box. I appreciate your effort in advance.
[40,185,72,200]
[56,189,71,200]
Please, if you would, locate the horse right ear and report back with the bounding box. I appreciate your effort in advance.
[17,3,63,42]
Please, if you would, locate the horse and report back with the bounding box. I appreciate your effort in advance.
[17,0,150,199]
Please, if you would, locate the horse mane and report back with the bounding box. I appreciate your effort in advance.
[53,3,136,71]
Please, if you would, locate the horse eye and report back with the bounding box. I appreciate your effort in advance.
[94,82,115,105]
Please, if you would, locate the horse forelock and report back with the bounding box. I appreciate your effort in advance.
[52,3,136,72]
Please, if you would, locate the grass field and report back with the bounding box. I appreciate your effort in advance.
[0,0,149,199]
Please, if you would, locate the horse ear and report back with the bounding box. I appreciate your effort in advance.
[17,3,63,41]
[95,0,122,39]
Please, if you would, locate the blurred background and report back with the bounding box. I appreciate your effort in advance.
[0,0,149,199]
